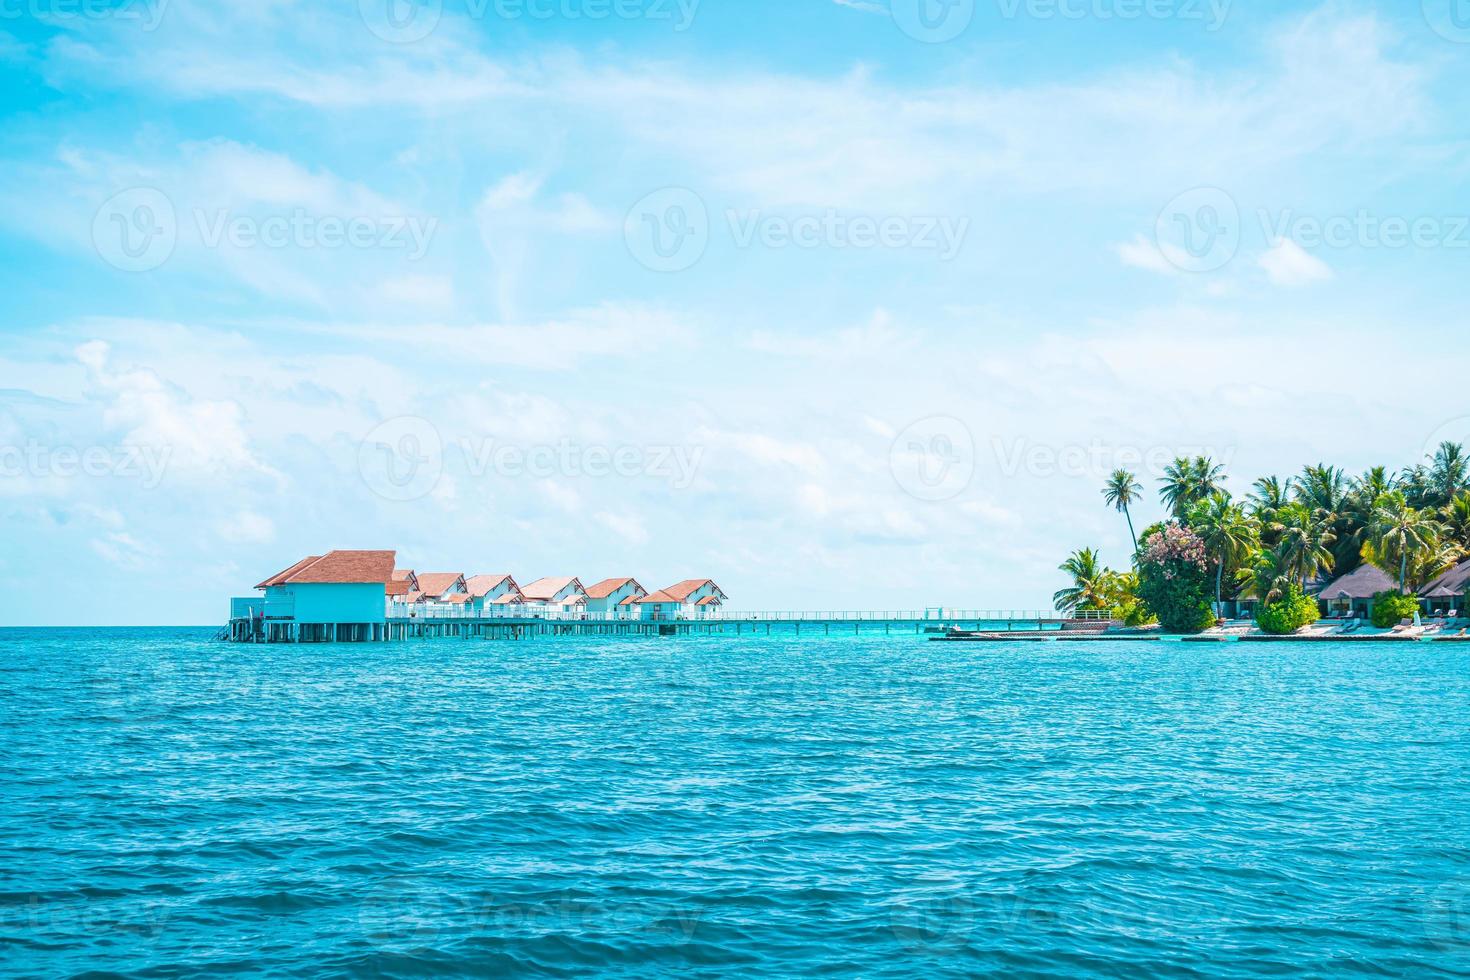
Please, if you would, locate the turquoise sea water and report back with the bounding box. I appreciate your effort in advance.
[3,628,1470,977]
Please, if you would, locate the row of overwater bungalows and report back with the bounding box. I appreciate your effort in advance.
[233,550,728,625]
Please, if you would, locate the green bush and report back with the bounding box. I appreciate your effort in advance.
[1135,524,1215,634]
[1370,591,1420,629]
[1256,585,1320,635]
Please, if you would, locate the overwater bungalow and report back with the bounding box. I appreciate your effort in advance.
[466,574,521,617]
[637,579,727,621]
[242,550,397,635]
[520,576,588,614]
[584,578,647,619]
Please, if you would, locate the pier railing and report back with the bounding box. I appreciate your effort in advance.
[384,606,1064,623]
[702,609,1055,622]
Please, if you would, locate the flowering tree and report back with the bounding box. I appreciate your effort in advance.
[1136,522,1215,634]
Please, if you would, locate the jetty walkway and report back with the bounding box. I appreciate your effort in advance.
[224,609,1111,643]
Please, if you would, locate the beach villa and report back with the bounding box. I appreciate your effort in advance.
[250,550,397,626]
[1420,560,1469,616]
[1314,564,1397,619]
[520,576,588,615]
[584,578,648,619]
[466,574,522,616]
[637,579,727,621]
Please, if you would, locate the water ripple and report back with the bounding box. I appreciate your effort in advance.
[2,627,1470,977]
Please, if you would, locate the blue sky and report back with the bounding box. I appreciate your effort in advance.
[2,0,1469,625]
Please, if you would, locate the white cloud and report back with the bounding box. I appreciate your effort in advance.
[1113,234,1180,276]
[596,511,649,546]
[1258,237,1333,286]
[217,511,276,544]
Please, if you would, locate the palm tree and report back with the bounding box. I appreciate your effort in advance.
[1246,549,1295,605]
[1248,476,1292,519]
[1297,463,1358,572]
[1053,548,1112,615]
[1444,492,1470,553]
[1102,469,1144,552]
[1272,502,1336,589]
[1366,491,1440,592]
[1160,456,1226,518]
[1191,492,1258,618]
[1429,442,1470,507]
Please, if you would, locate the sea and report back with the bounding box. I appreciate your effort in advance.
[2,627,1469,977]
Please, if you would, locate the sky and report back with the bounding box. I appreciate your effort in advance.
[1,0,1469,625]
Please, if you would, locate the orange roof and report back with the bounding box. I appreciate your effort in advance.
[465,574,515,598]
[415,572,465,597]
[403,590,425,603]
[696,596,721,606]
[661,579,722,602]
[386,580,412,596]
[637,590,677,604]
[617,595,641,606]
[585,577,645,599]
[258,551,396,587]
[491,593,524,605]
[392,569,416,582]
[521,576,582,600]
[256,555,322,589]
[445,594,473,605]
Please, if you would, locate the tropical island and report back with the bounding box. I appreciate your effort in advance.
[1055,443,1470,636]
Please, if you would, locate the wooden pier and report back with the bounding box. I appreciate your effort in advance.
[224,610,1097,644]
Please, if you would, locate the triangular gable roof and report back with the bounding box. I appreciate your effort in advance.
[465,574,516,598]
[258,551,395,587]
[415,572,467,597]
[585,577,645,599]
[1420,560,1470,598]
[660,579,726,602]
[1314,563,1396,601]
[491,593,524,605]
[617,595,640,606]
[696,595,722,606]
[256,555,322,589]
[521,576,583,600]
